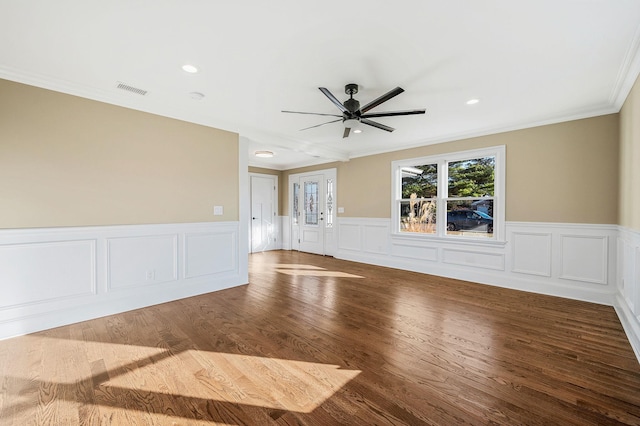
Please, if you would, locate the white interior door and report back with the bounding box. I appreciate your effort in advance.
[250,175,276,253]
[299,174,325,255]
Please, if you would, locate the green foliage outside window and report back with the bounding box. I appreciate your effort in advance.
[401,164,437,198]
[448,157,495,197]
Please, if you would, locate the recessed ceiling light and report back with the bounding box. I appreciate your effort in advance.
[466,99,479,105]
[182,64,198,73]
[255,150,274,158]
[353,129,362,134]
[189,91,205,100]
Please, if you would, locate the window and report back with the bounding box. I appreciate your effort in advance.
[292,182,299,225]
[326,178,334,228]
[304,180,319,225]
[392,146,505,241]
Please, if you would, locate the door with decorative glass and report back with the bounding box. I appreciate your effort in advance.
[289,169,336,255]
[298,174,325,255]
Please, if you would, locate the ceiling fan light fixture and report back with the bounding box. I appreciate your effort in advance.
[254,150,274,158]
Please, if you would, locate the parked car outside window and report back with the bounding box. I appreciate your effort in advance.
[446,209,493,233]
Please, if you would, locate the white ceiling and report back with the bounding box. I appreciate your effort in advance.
[1,1,640,170]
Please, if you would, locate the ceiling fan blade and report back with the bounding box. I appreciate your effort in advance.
[360,87,405,113]
[319,87,348,113]
[361,118,395,132]
[282,110,342,117]
[361,109,426,119]
[343,127,351,138]
[299,118,342,131]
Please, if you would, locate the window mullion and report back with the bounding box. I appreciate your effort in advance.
[437,159,448,237]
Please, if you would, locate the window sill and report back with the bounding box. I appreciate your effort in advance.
[391,232,507,248]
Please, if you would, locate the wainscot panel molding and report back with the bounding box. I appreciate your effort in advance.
[615,226,640,361]
[280,216,290,251]
[0,222,245,340]
[335,218,618,307]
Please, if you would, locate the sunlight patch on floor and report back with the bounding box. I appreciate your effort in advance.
[276,269,364,278]
[2,336,361,418]
[11,335,168,383]
[272,264,326,270]
[110,351,361,413]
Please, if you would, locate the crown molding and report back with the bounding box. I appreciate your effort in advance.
[610,22,640,109]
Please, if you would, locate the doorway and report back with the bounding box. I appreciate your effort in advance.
[289,168,336,256]
[250,173,278,253]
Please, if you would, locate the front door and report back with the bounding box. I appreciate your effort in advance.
[299,174,325,255]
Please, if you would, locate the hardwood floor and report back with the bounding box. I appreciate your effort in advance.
[1,250,640,425]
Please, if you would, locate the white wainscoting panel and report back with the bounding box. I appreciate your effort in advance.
[0,222,245,340]
[391,239,438,262]
[336,218,618,306]
[442,248,505,271]
[280,216,290,251]
[362,224,389,255]
[616,227,640,361]
[559,234,608,285]
[337,222,362,251]
[325,228,336,256]
[107,235,178,290]
[185,231,237,279]
[511,232,552,277]
[0,240,96,308]
[618,237,635,311]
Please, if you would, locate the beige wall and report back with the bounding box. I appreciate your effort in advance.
[282,114,619,224]
[249,166,284,213]
[0,79,239,228]
[280,162,340,215]
[620,74,640,231]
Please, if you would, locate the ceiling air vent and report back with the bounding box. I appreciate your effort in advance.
[116,82,148,96]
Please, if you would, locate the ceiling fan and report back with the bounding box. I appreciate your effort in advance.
[282,83,426,138]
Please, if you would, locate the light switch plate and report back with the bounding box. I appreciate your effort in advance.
[213,205,223,215]
[338,207,345,213]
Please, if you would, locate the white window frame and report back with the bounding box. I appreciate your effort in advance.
[391,145,506,244]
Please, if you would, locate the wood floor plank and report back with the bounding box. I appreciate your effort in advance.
[2,250,640,424]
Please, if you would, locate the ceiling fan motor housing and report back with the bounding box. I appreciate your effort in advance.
[343,98,360,114]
